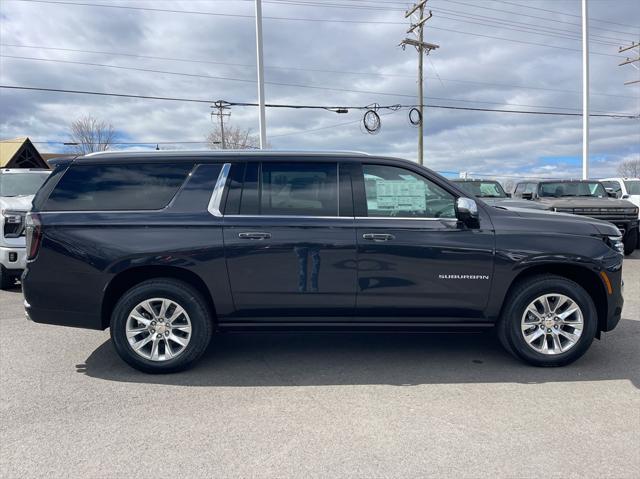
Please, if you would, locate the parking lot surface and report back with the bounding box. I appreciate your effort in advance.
[1,252,639,478]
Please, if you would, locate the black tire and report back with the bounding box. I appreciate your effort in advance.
[623,227,638,255]
[110,278,213,373]
[497,274,598,367]
[0,266,15,290]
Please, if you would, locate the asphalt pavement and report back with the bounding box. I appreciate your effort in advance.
[1,252,639,478]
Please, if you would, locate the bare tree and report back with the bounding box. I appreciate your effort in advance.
[207,124,260,150]
[69,116,116,155]
[617,158,640,178]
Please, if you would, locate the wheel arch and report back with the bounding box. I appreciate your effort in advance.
[101,265,216,330]
[499,263,608,334]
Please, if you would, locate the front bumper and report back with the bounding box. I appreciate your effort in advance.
[0,245,26,271]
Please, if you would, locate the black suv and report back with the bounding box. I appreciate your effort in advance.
[513,180,639,255]
[23,151,625,373]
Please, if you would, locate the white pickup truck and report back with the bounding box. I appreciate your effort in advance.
[0,168,50,289]
[601,177,640,249]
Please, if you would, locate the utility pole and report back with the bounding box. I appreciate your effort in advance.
[401,1,438,166]
[581,0,589,180]
[255,0,267,148]
[618,41,640,86]
[212,100,231,149]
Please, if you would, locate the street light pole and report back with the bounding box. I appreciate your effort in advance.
[255,0,267,149]
[582,0,589,179]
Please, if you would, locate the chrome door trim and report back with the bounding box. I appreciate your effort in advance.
[207,162,231,217]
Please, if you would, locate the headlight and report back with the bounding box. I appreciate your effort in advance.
[604,235,624,254]
[1,209,23,224]
[1,210,26,238]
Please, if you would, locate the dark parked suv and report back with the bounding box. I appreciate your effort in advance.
[513,180,639,255]
[23,151,625,373]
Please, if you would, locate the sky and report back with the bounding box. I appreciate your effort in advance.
[0,0,639,181]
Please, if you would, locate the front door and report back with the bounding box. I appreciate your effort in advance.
[353,163,495,320]
[223,160,357,320]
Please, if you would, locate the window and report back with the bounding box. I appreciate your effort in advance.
[44,163,193,211]
[259,162,338,216]
[624,180,640,195]
[514,183,525,194]
[538,181,606,198]
[0,171,50,197]
[602,181,622,198]
[362,164,455,218]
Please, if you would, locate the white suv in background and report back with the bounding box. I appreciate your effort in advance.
[0,168,50,289]
[601,177,640,249]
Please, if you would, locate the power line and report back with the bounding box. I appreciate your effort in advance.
[2,85,637,118]
[490,0,640,31]
[258,0,631,44]
[2,43,636,99]
[5,54,628,112]
[7,0,624,57]
[290,0,639,36]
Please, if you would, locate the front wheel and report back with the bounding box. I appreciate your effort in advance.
[623,227,638,255]
[497,275,597,367]
[110,279,213,373]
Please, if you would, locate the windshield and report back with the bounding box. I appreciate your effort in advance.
[538,181,606,198]
[0,172,50,197]
[624,181,640,195]
[455,181,507,198]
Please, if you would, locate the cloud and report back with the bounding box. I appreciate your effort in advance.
[0,0,638,179]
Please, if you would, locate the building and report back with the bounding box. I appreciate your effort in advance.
[0,137,50,169]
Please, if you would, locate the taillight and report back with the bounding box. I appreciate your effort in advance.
[25,213,42,260]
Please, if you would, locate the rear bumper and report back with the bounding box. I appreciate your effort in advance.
[0,245,26,272]
[22,266,104,330]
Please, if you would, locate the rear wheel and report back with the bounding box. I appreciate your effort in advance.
[497,275,597,367]
[110,279,213,373]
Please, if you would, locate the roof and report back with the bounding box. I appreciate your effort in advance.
[0,137,27,167]
[82,149,372,159]
[451,179,501,183]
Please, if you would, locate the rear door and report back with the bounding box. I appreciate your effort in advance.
[222,160,357,320]
[352,162,495,320]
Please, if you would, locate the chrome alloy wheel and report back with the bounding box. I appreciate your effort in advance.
[126,298,192,361]
[520,293,583,355]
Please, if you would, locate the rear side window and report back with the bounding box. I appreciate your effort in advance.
[259,162,338,216]
[43,163,193,211]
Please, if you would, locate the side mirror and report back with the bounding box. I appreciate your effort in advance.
[456,197,479,227]
[622,194,630,199]
[521,192,533,200]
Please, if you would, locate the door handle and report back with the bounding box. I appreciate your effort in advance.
[238,232,271,240]
[362,233,395,242]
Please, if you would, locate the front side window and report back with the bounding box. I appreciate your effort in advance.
[44,163,193,211]
[624,180,640,195]
[260,162,338,216]
[363,164,455,218]
[514,183,525,194]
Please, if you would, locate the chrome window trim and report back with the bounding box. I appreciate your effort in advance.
[225,214,352,220]
[224,214,456,221]
[207,163,231,217]
[356,216,458,222]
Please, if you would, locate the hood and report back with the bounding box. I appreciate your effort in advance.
[0,195,34,212]
[490,206,621,237]
[482,198,549,210]
[537,197,636,208]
